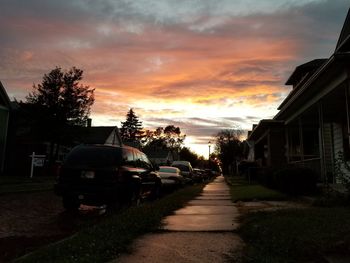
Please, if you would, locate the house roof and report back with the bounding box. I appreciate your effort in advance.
[275,9,350,121]
[248,120,284,141]
[336,8,350,52]
[285,59,327,86]
[77,126,117,144]
[0,81,11,109]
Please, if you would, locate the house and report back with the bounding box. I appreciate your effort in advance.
[143,148,178,165]
[72,125,122,146]
[0,81,11,175]
[248,8,350,183]
[9,109,122,176]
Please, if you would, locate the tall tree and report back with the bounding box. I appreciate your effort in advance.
[163,125,185,150]
[25,66,95,166]
[179,147,199,167]
[214,128,243,175]
[142,125,185,151]
[120,108,144,144]
[26,67,94,126]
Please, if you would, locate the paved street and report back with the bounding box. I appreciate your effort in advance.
[114,176,243,263]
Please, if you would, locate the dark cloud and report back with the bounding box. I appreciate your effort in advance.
[1,0,349,153]
[143,116,256,143]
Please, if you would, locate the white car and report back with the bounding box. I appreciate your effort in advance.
[158,166,184,187]
[171,161,193,183]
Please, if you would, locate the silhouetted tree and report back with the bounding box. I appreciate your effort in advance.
[142,125,185,152]
[26,67,94,126]
[179,147,199,167]
[120,109,144,144]
[163,125,186,150]
[25,66,94,167]
[214,128,243,175]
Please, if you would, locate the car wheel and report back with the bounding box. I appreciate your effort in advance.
[62,196,80,211]
[150,182,162,200]
[128,184,141,207]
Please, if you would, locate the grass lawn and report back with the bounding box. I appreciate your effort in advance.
[0,176,55,194]
[228,176,350,262]
[227,176,288,202]
[238,207,350,263]
[15,183,205,263]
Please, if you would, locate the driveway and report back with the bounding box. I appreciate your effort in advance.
[0,191,88,262]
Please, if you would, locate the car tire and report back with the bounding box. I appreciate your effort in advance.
[130,190,141,206]
[128,183,141,207]
[62,196,80,211]
[150,181,162,200]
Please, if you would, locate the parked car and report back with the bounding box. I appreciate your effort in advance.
[158,166,184,188]
[54,144,161,211]
[171,161,193,184]
[204,169,216,179]
[193,168,206,182]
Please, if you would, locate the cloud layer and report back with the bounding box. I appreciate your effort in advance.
[0,0,348,156]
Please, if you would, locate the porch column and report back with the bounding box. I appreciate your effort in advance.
[298,117,304,161]
[345,82,350,149]
[318,101,326,182]
[285,126,290,163]
[0,105,9,174]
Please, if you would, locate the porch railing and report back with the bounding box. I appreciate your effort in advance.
[289,157,322,180]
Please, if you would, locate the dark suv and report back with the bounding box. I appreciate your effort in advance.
[54,144,161,210]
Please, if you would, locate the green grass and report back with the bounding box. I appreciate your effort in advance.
[15,183,205,263]
[227,176,287,202]
[238,207,350,263]
[0,176,55,194]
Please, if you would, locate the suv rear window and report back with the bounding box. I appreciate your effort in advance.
[172,164,190,172]
[64,146,122,167]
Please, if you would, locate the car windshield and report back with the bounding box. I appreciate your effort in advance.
[172,164,189,172]
[159,167,177,173]
[64,146,122,168]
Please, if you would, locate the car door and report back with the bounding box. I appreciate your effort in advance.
[134,150,158,196]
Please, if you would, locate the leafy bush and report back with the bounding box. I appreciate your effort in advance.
[272,167,318,195]
[238,161,258,180]
[335,151,350,195]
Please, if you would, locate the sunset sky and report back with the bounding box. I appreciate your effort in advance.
[1,0,349,157]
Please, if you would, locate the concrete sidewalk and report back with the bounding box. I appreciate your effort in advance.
[114,176,243,263]
[162,175,239,232]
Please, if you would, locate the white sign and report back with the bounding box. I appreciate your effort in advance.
[33,158,45,167]
[29,152,46,178]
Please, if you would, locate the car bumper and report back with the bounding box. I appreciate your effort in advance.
[54,183,127,205]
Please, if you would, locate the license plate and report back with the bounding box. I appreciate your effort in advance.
[81,170,95,179]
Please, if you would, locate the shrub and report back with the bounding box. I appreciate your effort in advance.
[238,161,258,179]
[272,167,318,195]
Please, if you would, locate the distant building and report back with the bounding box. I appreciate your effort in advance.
[247,8,350,184]
[143,148,178,165]
[0,82,11,175]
